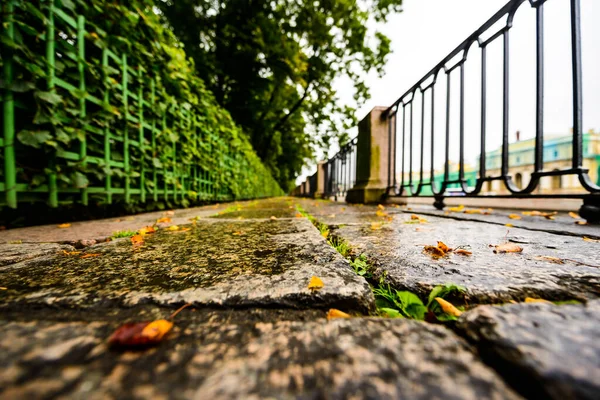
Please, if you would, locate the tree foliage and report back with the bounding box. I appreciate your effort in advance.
[156,0,403,190]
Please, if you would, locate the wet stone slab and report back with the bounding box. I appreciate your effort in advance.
[0,218,373,312]
[329,212,600,303]
[0,317,521,400]
[457,300,600,400]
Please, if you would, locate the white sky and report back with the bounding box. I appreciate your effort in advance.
[296,0,600,185]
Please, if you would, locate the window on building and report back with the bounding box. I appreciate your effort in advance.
[554,150,559,159]
[514,173,523,188]
[516,156,521,164]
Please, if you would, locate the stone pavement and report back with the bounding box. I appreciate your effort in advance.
[0,197,599,399]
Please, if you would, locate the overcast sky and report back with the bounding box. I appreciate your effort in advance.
[297,0,600,184]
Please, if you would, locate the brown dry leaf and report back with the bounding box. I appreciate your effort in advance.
[156,217,171,224]
[534,256,564,264]
[435,298,463,317]
[575,221,588,225]
[423,245,446,258]
[583,236,600,243]
[493,243,523,254]
[131,235,144,245]
[80,253,101,259]
[454,249,472,256]
[524,297,553,305]
[508,214,521,220]
[505,223,514,227]
[138,226,156,235]
[448,205,464,212]
[568,211,580,219]
[327,309,351,320]
[270,216,277,220]
[308,276,324,291]
[437,241,451,253]
[58,223,71,229]
[411,214,420,220]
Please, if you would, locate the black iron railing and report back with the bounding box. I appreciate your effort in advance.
[382,0,599,221]
[323,137,358,200]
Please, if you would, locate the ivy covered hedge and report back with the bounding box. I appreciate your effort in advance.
[0,0,283,211]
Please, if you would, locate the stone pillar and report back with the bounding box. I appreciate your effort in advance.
[346,106,390,204]
[314,162,326,198]
[301,180,308,197]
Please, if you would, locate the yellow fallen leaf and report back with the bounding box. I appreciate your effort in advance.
[437,241,451,253]
[138,226,156,235]
[232,231,244,236]
[423,245,447,258]
[508,214,521,220]
[140,319,173,342]
[131,235,144,245]
[435,297,462,317]
[524,297,553,305]
[522,210,557,219]
[505,223,514,227]
[493,243,523,254]
[370,222,383,230]
[464,209,485,214]
[80,253,101,259]
[583,236,600,243]
[270,216,277,220]
[327,309,351,320]
[156,217,171,224]
[58,223,71,228]
[568,212,579,219]
[167,225,180,231]
[308,276,324,291]
[454,249,472,256]
[0,287,7,290]
[295,212,303,218]
[377,204,385,211]
[448,205,464,212]
[376,210,387,217]
[575,221,588,225]
[321,230,329,239]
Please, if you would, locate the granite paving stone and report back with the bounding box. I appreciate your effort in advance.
[457,300,600,400]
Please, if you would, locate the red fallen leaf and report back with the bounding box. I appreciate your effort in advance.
[108,304,191,348]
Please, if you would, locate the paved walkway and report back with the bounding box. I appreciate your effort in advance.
[0,198,599,399]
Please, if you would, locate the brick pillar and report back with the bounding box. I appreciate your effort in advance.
[314,161,326,198]
[346,106,390,204]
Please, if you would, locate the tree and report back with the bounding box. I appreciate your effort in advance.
[156,0,403,191]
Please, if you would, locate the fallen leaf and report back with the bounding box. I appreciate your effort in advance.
[232,231,244,236]
[58,223,71,228]
[435,297,462,317]
[370,222,383,230]
[508,214,521,220]
[505,223,514,227]
[493,243,523,254]
[80,253,101,259]
[270,216,277,220]
[454,249,472,256]
[60,250,81,256]
[295,212,303,218]
[583,236,600,243]
[568,212,579,219]
[375,210,387,217]
[448,205,464,212]
[156,217,171,224]
[327,309,351,320]
[423,245,446,258]
[131,235,144,245]
[575,221,588,225]
[524,297,553,305]
[0,287,7,290]
[437,241,451,253]
[138,226,156,235]
[410,214,420,220]
[522,210,557,219]
[168,225,180,231]
[534,256,564,264]
[321,230,329,239]
[308,276,324,291]
[410,214,427,223]
[464,209,486,214]
[377,204,385,211]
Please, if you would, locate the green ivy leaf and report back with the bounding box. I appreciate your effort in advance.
[379,308,403,318]
[35,91,63,105]
[72,172,89,188]
[0,80,36,92]
[17,130,52,148]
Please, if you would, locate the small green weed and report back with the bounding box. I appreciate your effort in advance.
[111,230,138,239]
[350,254,372,278]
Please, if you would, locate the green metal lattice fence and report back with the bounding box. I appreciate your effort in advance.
[0,0,282,210]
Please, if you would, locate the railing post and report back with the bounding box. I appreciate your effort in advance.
[313,161,326,198]
[2,0,17,209]
[346,106,390,204]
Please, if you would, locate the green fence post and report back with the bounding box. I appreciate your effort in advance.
[77,14,88,205]
[151,79,157,202]
[138,68,146,203]
[45,0,58,207]
[2,0,17,208]
[102,48,112,204]
[122,54,130,203]
[162,112,167,201]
